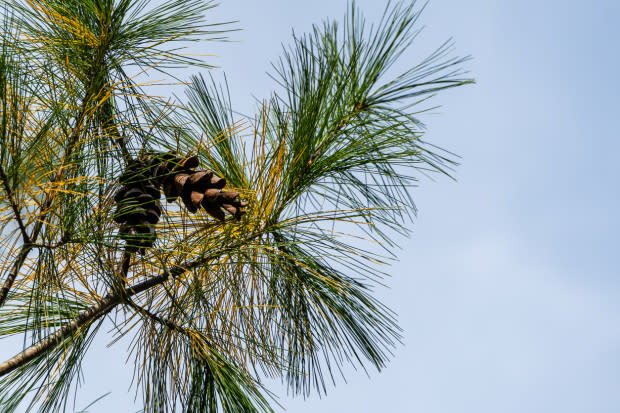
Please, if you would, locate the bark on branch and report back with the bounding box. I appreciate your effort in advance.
[0,229,262,377]
[0,165,30,243]
[0,264,173,377]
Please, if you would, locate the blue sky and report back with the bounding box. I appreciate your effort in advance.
[3,0,619,412]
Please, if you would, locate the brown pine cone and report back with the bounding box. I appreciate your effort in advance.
[114,157,164,252]
[114,152,249,253]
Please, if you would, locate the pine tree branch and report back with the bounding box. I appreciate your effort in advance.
[30,232,72,250]
[125,300,189,336]
[0,285,117,377]
[0,246,139,378]
[0,247,32,309]
[0,162,33,306]
[0,165,30,244]
[0,228,264,377]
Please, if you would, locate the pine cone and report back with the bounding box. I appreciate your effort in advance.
[160,158,247,221]
[113,157,162,253]
[113,151,248,252]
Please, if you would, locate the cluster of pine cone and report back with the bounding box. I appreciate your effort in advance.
[113,152,247,253]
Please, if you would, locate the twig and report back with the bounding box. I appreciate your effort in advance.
[30,232,72,250]
[0,165,29,243]
[125,300,188,335]
[0,247,33,308]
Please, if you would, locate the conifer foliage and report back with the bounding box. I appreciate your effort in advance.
[0,1,471,412]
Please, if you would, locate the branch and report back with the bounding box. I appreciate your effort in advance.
[0,164,30,243]
[0,247,33,308]
[0,246,145,377]
[30,232,72,250]
[0,228,263,377]
[0,286,118,377]
[125,300,189,336]
[0,266,177,377]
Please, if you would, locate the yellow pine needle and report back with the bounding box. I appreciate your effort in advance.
[27,0,99,47]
